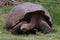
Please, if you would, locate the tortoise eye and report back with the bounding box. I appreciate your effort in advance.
[39,10,45,14]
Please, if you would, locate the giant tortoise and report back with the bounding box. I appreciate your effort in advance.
[5,2,53,34]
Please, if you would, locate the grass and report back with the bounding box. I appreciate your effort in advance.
[0,0,60,40]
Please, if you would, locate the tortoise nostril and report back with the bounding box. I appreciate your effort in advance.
[22,28,25,30]
[22,28,27,32]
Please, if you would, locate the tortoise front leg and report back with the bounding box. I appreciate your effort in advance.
[10,21,27,35]
[35,14,53,34]
[38,19,53,34]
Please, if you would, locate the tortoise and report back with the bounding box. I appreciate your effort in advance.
[5,2,53,34]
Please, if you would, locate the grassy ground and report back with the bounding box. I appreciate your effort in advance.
[0,0,60,40]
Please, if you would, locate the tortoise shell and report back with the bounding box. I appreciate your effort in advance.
[6,2,52,30]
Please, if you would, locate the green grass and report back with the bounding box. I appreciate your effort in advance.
[0,0,60,40]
